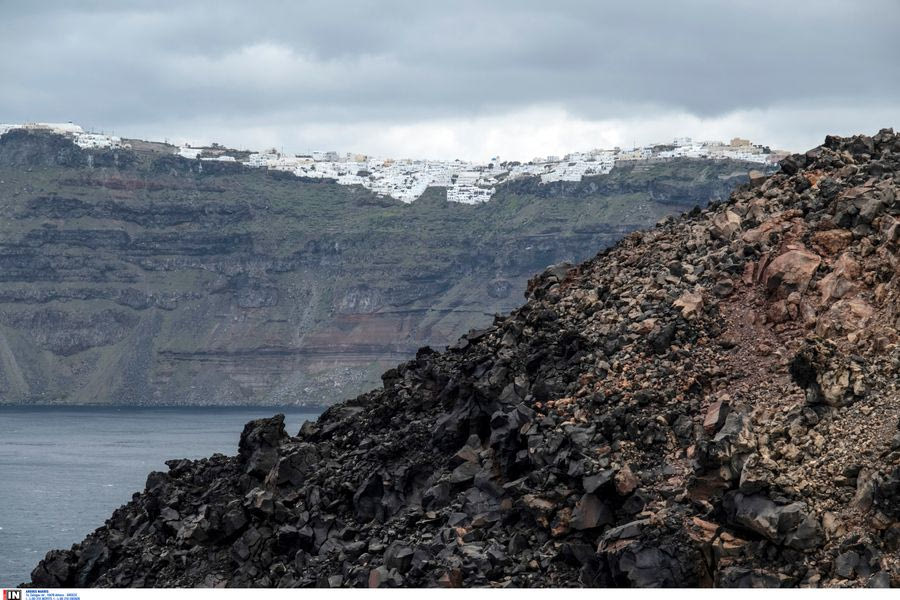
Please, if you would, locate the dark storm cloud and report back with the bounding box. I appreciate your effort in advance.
[0,0,897,156]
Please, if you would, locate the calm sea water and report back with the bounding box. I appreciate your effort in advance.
[0,406,322,587]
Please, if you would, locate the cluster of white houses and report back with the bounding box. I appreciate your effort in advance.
[221,136,781,203]
[0,122,129,150]
[0,122,784,204]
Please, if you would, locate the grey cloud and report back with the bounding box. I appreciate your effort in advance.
[0,1,897,152]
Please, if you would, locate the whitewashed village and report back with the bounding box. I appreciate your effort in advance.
[1,122,785,204]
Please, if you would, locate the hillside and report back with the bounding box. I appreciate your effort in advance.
[0,129,756,406]
[29,128,900,587]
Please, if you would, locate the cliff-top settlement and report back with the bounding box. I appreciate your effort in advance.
[0,122,783,204]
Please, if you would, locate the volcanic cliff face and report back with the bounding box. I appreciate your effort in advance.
[0,130,753,406]
[29,129,900,587]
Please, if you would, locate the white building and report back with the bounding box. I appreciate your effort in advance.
[1,120,776,203]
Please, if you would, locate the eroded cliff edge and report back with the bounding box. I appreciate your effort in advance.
[28,129,900,587]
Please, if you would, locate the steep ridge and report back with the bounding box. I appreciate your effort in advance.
[0,130,754,406]
[29,129,899,587]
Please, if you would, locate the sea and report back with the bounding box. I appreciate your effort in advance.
[0,405,323,587]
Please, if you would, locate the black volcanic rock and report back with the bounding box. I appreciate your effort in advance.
[28,129,900,587]
[0,129,136,169]
[239,414,289,478]
[0,129,87,167]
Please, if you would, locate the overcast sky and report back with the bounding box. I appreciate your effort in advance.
[1,1,898,160]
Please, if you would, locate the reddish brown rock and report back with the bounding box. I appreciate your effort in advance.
[767,299,791,324]
[763,248,821,298]
[614,465,639,496]
[742,219,783,245]
[703,399,731,434]
[816,297,874,340]
[711,210,742,239]
[818,253,861,302]
[437,569,463,588]
[811,229,853,255]
[674,290,704,319]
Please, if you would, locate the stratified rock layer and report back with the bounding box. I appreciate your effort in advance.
[31,130,900,587]
[0,130,753,406]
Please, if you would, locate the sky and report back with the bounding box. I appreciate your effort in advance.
[1,0,898,161]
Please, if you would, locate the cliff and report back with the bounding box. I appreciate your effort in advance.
[0,129,755,406]
[29,129,900,587]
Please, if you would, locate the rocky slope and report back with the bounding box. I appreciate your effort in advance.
[29,129,899,587]
[0,129,755,406]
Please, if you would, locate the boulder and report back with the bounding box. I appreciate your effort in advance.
[583,469,615,494]
[697,412,756,481]
[790,339,866,406]
[748,170,767,186]
[614,465,640,496]
[449,460,480,485]
[703,398,730,434]
[265,443,320,487]
[598,518,699,587]
[353,472,385,522]
[724,492,823,550]
[815,297,873,340]
[384,543,415,574]
[238,415,288,478]
[571,493,613,530]
[763,249,821,298]
[30,549,74,587]
[811,229,853,255]
[742,219,783,245]
[711,210,742,239]
[674,291,704,319]
[818,253,860,302]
